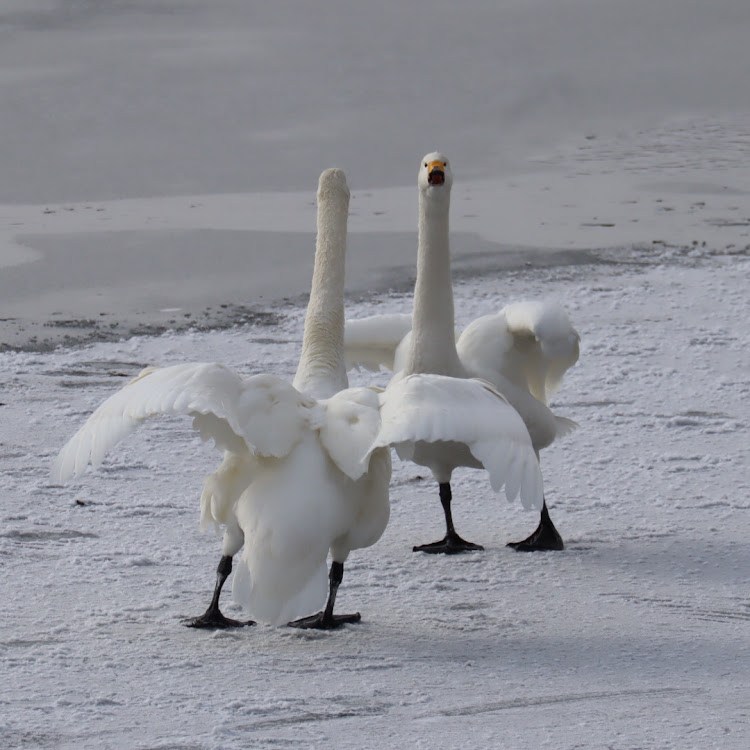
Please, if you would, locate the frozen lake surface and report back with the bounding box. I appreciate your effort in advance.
[1,1,749,748]
[2,235,748,749]
[2,0,750,349]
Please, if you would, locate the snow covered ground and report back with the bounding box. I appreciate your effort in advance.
[2,1,750,748]
[2,169,749,748]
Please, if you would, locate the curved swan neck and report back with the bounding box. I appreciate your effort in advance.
[405,186,465,377]
[293,176,350,398]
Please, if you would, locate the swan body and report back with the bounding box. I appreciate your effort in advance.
[348,153,574,552]
[367,373,542,507]
[52,363,389,625]
[53,169,392,628]
[349,301,580,457]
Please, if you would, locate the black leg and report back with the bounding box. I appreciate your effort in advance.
[289,561,361,630]
[413,482,484,554]
[507,498,564,552]
[183,555,255,629]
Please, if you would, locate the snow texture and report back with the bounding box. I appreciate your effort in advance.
[3,213,749,749]
[1,1,750,748]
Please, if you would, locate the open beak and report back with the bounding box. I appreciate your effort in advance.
[427,160,445,186]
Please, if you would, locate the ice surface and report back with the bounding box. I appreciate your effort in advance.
[2,237,748,749]
[1,1,750,748]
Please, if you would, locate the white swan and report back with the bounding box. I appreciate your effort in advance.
[345,152,578,552]
[359,153,545,553]
[53,169,392,629]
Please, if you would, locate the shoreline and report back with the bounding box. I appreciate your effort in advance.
[1,236,722,354]
[0,231,606,353]
[3,140,749,353]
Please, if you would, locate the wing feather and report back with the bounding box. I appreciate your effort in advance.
[457,301,579,404]
[501,301,580,402]
[368,374,543,508]
[52,364,312,482]
[344,313,413,372]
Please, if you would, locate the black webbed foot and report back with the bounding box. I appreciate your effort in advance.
[415,483,484,554]
[184,554,255,628]
[288,611,361,630]
[507,500,564,552]
[288,560,360,629]
[183,609,254,629]
[413,531,484,555]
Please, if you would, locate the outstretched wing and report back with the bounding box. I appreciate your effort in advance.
[367,373,544,509]
[344,313,413,372]
[457,301,579,404]
[52,363,313,482]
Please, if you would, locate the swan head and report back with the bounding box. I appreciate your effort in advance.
[418,152,452,193]
[318,167,350,201]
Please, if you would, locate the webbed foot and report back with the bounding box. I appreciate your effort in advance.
[183,609,254,629]
[507,501,564,552]
[288,611,361,630]
[414,531,484,555]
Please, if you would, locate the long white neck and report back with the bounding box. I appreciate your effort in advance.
[293,183,349,399]
[404,188,465,377]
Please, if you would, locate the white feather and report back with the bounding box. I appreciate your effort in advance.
[52,168,392,626]
[344,313,413,372]
[343,155,580,537]
[369,374,542,509]
[458,301,580,405]
[51,365,313,484]
[319,386,384,481]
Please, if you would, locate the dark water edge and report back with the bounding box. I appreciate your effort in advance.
[0,241,699,354]
[0,307,285,355]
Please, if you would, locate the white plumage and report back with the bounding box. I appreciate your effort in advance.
[53,168,392,628]
[52,366,314,478]
[344,313,413,373]
[458,301,580,411]
[346,152,573,552]
[367,374,542,507]
[346,302,580,456]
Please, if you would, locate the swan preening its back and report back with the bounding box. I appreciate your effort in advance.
[345,152,579,553]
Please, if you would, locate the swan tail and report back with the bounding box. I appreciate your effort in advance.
[232,552,328,626]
